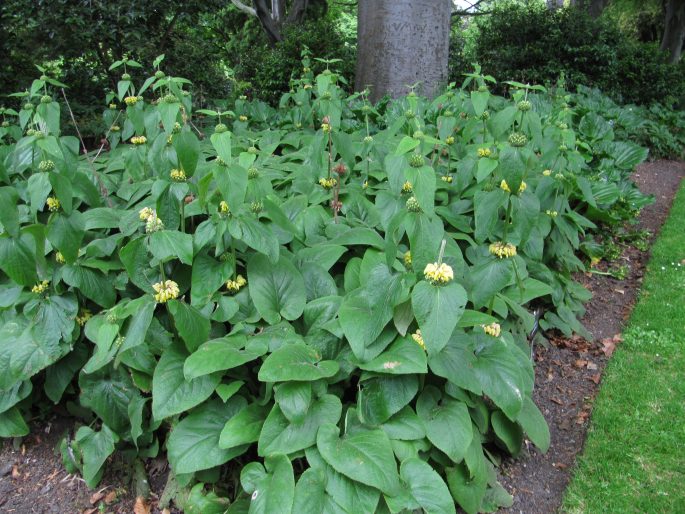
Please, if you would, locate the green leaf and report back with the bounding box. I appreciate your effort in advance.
[274,381,312,423]
[0,407,29,437]
[472,342,525,419]
[515,397,550,452]
[317,423,400,496]
[491,410,522,455]
[358,375,419,426]
[468,258,514,307]
[0,187,20,237]
[471,90,489,116]
[248,254,306,324]
[240,455,295,514]
[412,281,467,356]
[258,395,342,456]
[219,402,270,449]
[0,236,37,286]
[75,424,118,488]
[79,366,137,434]
[120,237,154,291]
[446,462,487,514]
[191,253,233,306]
[258,342,338,382]
[476,158,498,182]
[174,130,201,176]
[149,230,193,265]
[395,136,420,155]
[168,300,210,353]
[400,457,456,514]
[47,211,85,263]
[152,345,221,421]
[210,131,232,162]
[230,216,279,263]
[358,336,427,375]
[62,265,115,308]
[416,387,473,463]
[167,398,248,475]
[184,336,267,380]
[215,164,248,211]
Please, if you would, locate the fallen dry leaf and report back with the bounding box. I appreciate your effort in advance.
[162,509,171,514]
[590,374,601,384]
[104,490,118,504]
[587,361,598,370]
[90,487,109,504]
[553,462,568,469]
[574,359,588,368]
[551,397,563,405]
[82,509,98,514]
[11,465,20,479]
[134,496,151,514]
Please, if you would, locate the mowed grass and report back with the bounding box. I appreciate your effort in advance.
[562,179,685,514]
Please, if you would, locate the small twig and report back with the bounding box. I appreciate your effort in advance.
[60,88,113,207]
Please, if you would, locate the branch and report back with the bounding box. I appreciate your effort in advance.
[231,0,257,16]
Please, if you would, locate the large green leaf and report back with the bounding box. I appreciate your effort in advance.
[317,423,400,496]
[184,336,267,380]
[0,236,37,286]
[258,395,342,456]
[167,398,248,474]
[168,300,210,353]
[0,407,29,437]
[258,342,338,382]
[75,424,118,488]
[152,345,221,421]
[149,230,193,265]
[219,402,270,449]
[397,457,456,514]
[46,211,84,264]
[358,336,427,375]
[62,264,116,308]
[412,281,467,356]
[416,387,473,463]
[248,254,306,324]
[241,454,295,514]
[515,397,550,453]
[358,375,419,426]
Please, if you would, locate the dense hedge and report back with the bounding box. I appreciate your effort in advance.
[464,3,685,106]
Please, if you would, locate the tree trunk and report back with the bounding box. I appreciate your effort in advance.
[547,0,564,10]
[660,0,685,63]
[355,0,452,102]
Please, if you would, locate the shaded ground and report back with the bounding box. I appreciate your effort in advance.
[499,160,685,514]
[1,161,683,514]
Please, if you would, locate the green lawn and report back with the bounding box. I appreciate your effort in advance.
[562,178,685,514]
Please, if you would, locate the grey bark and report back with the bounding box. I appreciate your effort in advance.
[355,0,452,102]
[660,0,685,63]
[546,0,564,10]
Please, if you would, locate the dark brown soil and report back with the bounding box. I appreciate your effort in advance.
[499,160,685,514]
[1,161,683,514]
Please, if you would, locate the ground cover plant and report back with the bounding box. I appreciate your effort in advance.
[562,180,685,514]
[0,56,652,513]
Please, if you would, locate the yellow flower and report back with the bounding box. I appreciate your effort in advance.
[402,181,413,194]
[109,103,117,109]
[46,197,60,212]
[303,84,312,90]
[482,322,501,337]
[412,330,426,350]
[110,125,120,132]
[318,177,337,190]
[423,262,454,285]
[124,96,138,106]
[321,123,331,133]
[500,179,526,194]
[152,280,180,303]
[131,136,147,145]
[76,309,92,326]
[362,180,368,189]
[441,175,453,183]
[543,169,552,176]
[404,251,412,267]
[226,275,247,294]
[219,201,230,214]
[139,207,154,221]
[446,136,455,145]
[145,214,164,233]
[239,115,248,122]
[478,148,491,158]
[31,280,49,294]
[489,242,517,259]
[546,210,558,217]
[590,257,601,267]
[170,168,186,182]
[55,252,65,264]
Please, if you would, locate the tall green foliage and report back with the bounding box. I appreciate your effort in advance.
[0,57,651,512]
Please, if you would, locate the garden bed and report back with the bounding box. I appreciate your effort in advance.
[1,160,682,514]
[498,160,685,514]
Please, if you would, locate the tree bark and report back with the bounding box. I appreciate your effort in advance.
[587,0,610,18]
[660,0,685,63]
[546,0,564,10]
[355,0,452,102]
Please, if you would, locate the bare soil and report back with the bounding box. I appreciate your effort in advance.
[1,161,683,514]
[499,160,685,514]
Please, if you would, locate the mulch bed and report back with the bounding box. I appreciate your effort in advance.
[498,160,685,514]
[1,161,683,514]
